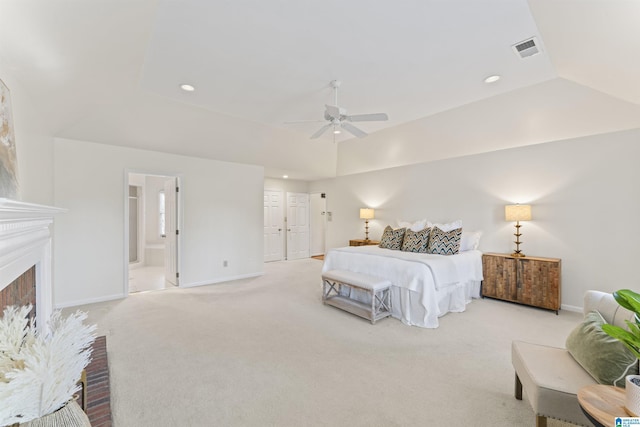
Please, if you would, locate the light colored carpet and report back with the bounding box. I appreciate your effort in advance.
[74,258,581,426]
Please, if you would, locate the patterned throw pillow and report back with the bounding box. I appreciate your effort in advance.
[401,227,431,253]
[379,226,406,250]
[427,227,462,255]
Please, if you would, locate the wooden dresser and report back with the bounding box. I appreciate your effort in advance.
[349,239,380,246]
[482,252,561,314]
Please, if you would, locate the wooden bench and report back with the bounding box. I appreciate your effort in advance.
[322,270,392,324]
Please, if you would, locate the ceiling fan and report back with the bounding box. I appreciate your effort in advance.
[288,80,389,140]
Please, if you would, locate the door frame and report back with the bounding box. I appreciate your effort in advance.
[123,169,183,295]
[127,183,144,268]
[309,191,327,257]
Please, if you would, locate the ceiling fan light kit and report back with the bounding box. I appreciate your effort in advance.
[289,80,389,140]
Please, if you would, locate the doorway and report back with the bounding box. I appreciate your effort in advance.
[263,189,320,262]
[125,172,180,293]
[310,192,327,257]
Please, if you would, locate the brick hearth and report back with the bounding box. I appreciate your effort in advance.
[79,336,112,427]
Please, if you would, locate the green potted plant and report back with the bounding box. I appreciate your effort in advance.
[602,289,640,358]
[0,305,96,426]
[602,289,640,415]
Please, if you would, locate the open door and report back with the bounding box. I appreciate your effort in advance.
[164,177,179,286]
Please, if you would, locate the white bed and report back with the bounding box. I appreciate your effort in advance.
[321,246,483,328]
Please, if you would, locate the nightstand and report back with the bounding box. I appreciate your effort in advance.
[349,239,380,247]
[482,252,561,313]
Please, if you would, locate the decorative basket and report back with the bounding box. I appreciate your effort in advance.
[625,374,640,417]
[22,400,91,427]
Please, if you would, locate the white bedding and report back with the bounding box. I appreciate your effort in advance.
[321,246,483,328]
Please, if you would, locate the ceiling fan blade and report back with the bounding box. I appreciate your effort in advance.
[341,122,368,138]
[310,123,332,139]
[347,112,388,122]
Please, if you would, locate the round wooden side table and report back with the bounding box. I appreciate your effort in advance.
[577,384,629,427]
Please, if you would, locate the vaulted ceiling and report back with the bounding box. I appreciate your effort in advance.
[1,0,639,180]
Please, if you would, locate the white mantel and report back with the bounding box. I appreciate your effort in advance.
[0,198,66,331]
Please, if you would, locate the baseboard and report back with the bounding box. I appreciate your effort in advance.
[55,293,125,309]
[561,303,582,313]
[55,271,266,306]
[180,271,264,288]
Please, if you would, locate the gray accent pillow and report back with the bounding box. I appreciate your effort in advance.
[566,310,638,387]
[378,226,406,251]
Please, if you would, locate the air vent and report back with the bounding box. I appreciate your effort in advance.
[512,37,540,59]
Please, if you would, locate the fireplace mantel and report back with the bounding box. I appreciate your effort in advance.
[0,198,66,331]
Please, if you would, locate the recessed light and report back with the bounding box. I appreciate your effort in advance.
[333,129,341,134]
[283,175,288,179]
[484,75,501,84]
[180,84,195,92]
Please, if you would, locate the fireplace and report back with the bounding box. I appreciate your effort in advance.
[0,198,65,331]
[1,265,37,319]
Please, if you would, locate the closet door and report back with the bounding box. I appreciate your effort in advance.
[264,190,284,262]
[286,192,310,260]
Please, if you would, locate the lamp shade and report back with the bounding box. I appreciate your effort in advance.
[505,204,532,222]
[359,208,375,220]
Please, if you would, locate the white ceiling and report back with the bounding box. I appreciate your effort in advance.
[0,0,639,180]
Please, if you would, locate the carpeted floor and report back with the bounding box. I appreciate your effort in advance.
[74,258,582,426]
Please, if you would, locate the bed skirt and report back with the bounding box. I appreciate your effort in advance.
[342,280,481,328]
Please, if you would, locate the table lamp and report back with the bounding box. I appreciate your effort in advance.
[359,208,375,241]
[505,204,532,257]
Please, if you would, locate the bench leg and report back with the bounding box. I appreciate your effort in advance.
[515,373,522,400]
[322,279,339,302]
[536,415,547,427]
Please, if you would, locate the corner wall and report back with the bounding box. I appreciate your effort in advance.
[311,128,640,309]
[53,138,264,307]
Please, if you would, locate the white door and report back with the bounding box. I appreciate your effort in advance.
[310,193,326,256]
[164,177,179,285]
[264,190,284,262]
[286,192,310,260]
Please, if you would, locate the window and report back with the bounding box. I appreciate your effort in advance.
[159,190,166,238]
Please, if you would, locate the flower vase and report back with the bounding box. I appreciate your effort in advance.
[22,400,91,427]
[625,375,640,417]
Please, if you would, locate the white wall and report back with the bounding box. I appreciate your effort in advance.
[337,79,640,176]
[53,138,264,307]
[263,177,309,194]
[310,129,640,309]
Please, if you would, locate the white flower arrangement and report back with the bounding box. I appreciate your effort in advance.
[0,305,96,425]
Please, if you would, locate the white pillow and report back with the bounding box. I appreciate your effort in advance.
[427,220,463,232]
[396,219,428,232]
[460,231,482,252]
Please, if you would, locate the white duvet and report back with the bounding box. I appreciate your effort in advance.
[321,246,484,327]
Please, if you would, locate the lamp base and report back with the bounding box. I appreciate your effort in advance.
[511,252,526,258]
[364,219,370,241]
